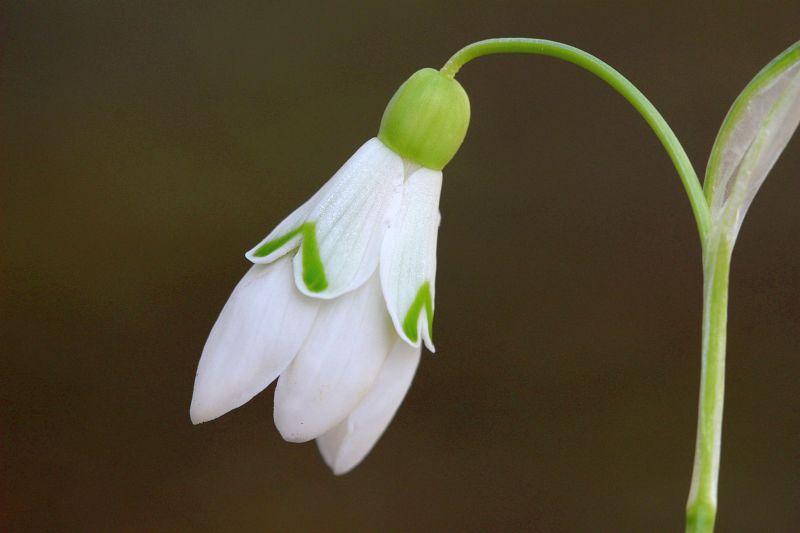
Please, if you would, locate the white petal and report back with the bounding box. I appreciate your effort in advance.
[294,138,404,298]
[190,257,319,424]
[380,167,442,351]
[273,272,395,442]
[316,339,421,475]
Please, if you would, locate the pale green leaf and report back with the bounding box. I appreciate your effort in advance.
[705,41,800,241]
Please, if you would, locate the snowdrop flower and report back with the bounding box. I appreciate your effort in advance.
[190,68,470,474]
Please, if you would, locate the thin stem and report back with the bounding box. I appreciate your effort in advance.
[443,38,733,530]
[441,38,711,242]
[686,233,730,533]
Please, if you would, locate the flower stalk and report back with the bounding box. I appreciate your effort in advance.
[441,38,712,241]
[442,40,725,529]
[444,41,724,526]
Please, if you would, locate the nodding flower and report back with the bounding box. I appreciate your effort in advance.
[190,68,470,474]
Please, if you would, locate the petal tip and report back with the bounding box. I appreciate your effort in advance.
[423,338,436,353]
[244,249,265,264]
[331,462,356,476]
[189,399,217,425]
[273,403,320,443]
[274,420,317,444]
[319,441,359,476]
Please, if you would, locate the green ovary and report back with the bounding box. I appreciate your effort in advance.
[402,281,434,343]
[251,222,328,292]
[378,68,470,170]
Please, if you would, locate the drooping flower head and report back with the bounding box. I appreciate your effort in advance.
[191,67,470,474]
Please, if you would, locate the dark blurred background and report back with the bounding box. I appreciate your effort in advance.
[2,2,799,531]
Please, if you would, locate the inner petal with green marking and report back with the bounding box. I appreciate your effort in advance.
[251,222,328,293]
[402,281,433,343]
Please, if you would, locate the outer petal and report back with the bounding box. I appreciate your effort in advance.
[380,167,442,351]
[245,138,404,299]
[316,338,421,475]
[273,272,395,442]
[190,257,319,424]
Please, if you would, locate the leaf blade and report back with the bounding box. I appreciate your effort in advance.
[705,41,800,241]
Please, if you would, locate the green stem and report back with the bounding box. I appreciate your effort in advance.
[441,38,711,242]
[686,233,730,533]
[444,38,733,531]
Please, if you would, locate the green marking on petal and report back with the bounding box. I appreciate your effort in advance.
[300,222,328,292]
[251,226,303,257]
[250,222,328,292]
[402,281,433,343]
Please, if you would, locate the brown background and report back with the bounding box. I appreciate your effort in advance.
[2,2,799,532]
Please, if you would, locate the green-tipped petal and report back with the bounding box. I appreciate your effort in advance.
[247,138,404,298]
[380,167,442,351]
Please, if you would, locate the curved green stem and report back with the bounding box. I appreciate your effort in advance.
[444,38,734,532]
[442,38,711,242]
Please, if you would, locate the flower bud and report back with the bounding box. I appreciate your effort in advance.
[378,68,470,170]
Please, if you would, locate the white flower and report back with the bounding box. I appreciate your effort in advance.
[190,138,443,474]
